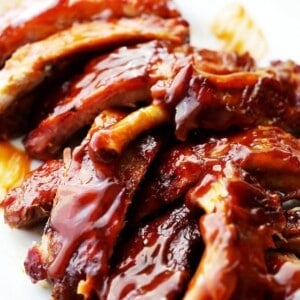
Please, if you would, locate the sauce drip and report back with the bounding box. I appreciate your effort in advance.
[48,180,124,277]
[0,141,30,201]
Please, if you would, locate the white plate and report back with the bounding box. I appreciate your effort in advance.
[0,1,300,299]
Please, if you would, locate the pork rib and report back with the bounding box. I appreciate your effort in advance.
[184,162,300,300]
[24,131,162,299]
[131,125,300,223]
[24,40,188,160]
[100,204,202,300]
[79,51,300,164]
[2,159,63,228]
[24,46,254,161]
[2,109,127,228]
[0,0,180,66]
[0,16,188,140]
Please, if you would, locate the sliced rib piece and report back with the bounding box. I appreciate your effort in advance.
[131,126,300,223]
[0,0,180,66]
[2,109,126,228]
[129,142,208,224]
[84,51,300,163]
[184,162,300,300]
[0,16,189,140]
[174,70,286,140]
[2,159,63,228]
[100,204,202,300]
[225,126,300,192]
[174,59,300,140]
[24,132,162,300]
[23,47,257,161]
[24,40,188,160]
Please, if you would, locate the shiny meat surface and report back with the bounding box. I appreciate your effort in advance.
[59,47,300,165]
[0,16,188,139]
[23,45,257,161]
[101,204,202,300]
[24,41,185,160]
[184,163,300,300]
[0,2,299,299]
[131,126,300,223]
[2,109,127,228]
[0,0,180,66]
[2,159,63,228]
[24,130,161,299]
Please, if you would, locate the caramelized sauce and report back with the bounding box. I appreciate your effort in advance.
[53,43,156,116]
[103,205,202,299]
[0,141,30,202]
[49,180,124,277]
[0,0,179,66]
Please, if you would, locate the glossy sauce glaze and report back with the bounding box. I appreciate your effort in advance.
[25,132,162,300]
[0,141,30,202]
[102,204,202,300]
[50,41,165,116]
[0,0,179,66]
[184,162,298,300]
[23,40,181,160]
[174,73,288,140]
[131,125,300,224]
[2,159,63,228]
[49,179,124,278]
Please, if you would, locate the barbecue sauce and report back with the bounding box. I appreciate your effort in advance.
[102,205,202,300]
[0,0,179,66]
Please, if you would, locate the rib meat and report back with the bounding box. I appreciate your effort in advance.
[173,58,300,140]
[100,204,202,300]
[2,159,64,228]
[75,51,300,164]
[24,46,255,161]
[131,126,300,223]
[2,109,127,228]
[0,0,180,66]
[24,130,162,299]
[184,162,300,300]
[0,16,188,140]
[24,40,188,160]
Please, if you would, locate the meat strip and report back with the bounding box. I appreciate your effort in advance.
[0,16,188,139]
[100,204,202,300]
[174,59,300,140]
[24,46,255,161]
[0,0,180,66]
[184,162,300,300]
[2,109,127,228]
[131,126,300,223]
[24,131,162,299]
[24,40,188,160]
[2,159,63,228]
[87,52,300,163]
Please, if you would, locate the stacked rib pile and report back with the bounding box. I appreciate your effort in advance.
[0,1,299,299]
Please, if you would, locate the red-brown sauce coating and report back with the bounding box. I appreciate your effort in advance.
[25,132,162,299]
[102,204,202,299]
[184,162,295,299]
[0,0,179,66]
[2,159,63,227]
